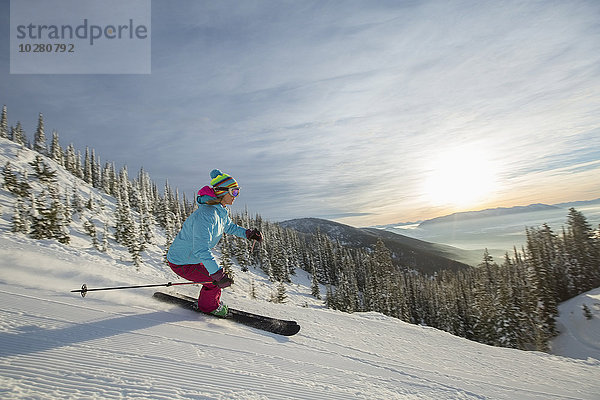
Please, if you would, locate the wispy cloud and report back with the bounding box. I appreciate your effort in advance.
[1,0,599,225]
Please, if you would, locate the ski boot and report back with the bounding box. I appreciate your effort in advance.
[210,302,229,317]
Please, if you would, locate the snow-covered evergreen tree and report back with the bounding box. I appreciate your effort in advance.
[271,282,287,303]
[33,113,47,155]
[74,150,83,179]
[102,162,116,195]
[11,196,30,234]
[91,149,101,188]
[564,208,600,292]
[0,105,8,139]
[29,190,50,240]
[50,131,63,166]
[219,234,234,277]
[101,220,109,253]
[310,261,321,299]
[64,144,77,175]
[83,147,92,184]
[114,183,135,246]
[83,218,99,250]
[2,162,18,194]
[11,122,27,146]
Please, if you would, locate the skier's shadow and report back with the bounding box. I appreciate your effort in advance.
[0,310,171,358]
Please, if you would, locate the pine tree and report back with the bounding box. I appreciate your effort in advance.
[50,131,63,165]
[564,208,599,292]
[312,228,327,283]
[63,191,73,223]
[29,190,51,240]
[2,162,19,194]
[12,122,27,146]
[325,285,336,309]
[114,188,134,246]
[12,196,30,234]
[272,282,287,303]
[102,162,116,195]
[0,105,8,139]
[130,233,143,271]
[101,220,109,252]
[310,261,321,299]
[50,197,71,244]
[30,155,57,184]
[33,113,47,155]
[219,234,234,276]
[64,144,77,175]
[70,185,84,214]
[91,149,101,188]
[230,214,250,272]
[74,150,84,179]
[372,238,395,314]
[524,226,559,350]
[83,147,92,184]
[83,218,100,250]
[136,182,154,245]
[269,237,289,282]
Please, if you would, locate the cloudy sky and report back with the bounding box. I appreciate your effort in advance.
[2,0,599,226]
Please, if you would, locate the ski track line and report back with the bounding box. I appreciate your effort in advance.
[1,298,460,398]
[295,336,490,400]
[2,330,345,400]
[1,290,424,399]
[1,339,403,400]
[1,314,430,400]
[297,328,595,400]
[3,288,596,399]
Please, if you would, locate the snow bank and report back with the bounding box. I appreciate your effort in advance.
[551,287,600,362]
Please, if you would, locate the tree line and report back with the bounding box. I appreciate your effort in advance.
[1,106,193,270]
[223,205,599,352]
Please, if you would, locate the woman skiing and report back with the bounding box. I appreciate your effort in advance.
[166,169,262,316]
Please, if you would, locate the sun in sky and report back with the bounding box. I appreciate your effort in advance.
[421,145,499,209]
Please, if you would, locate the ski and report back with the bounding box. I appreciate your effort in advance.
[152,292,301,337]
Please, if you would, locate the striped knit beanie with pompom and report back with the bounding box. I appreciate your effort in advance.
[210,169,238,197]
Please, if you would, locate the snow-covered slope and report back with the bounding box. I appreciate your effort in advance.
[1,138,599,399]
[1,237,599,399]
[551,287,600,362]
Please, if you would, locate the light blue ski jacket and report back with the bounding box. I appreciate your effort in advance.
[166,204,247,274]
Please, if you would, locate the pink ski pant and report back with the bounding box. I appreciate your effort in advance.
[168,262,221,313]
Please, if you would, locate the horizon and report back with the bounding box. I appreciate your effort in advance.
[280,197,600,227]
[2,0,599,226]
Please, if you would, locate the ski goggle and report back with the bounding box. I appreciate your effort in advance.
[214,186,240,197]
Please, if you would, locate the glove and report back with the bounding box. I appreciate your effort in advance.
[210,269,234,288]
[245,228,263,242]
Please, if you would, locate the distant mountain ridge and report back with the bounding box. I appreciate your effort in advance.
[279,218,472,272]
[419,203,560,226]
[554,198,600,208]
[377,199,600,229]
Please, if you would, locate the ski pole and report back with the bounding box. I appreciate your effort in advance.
[71,281,212,298]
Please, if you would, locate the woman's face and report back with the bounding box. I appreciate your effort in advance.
[220,192,236,205]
